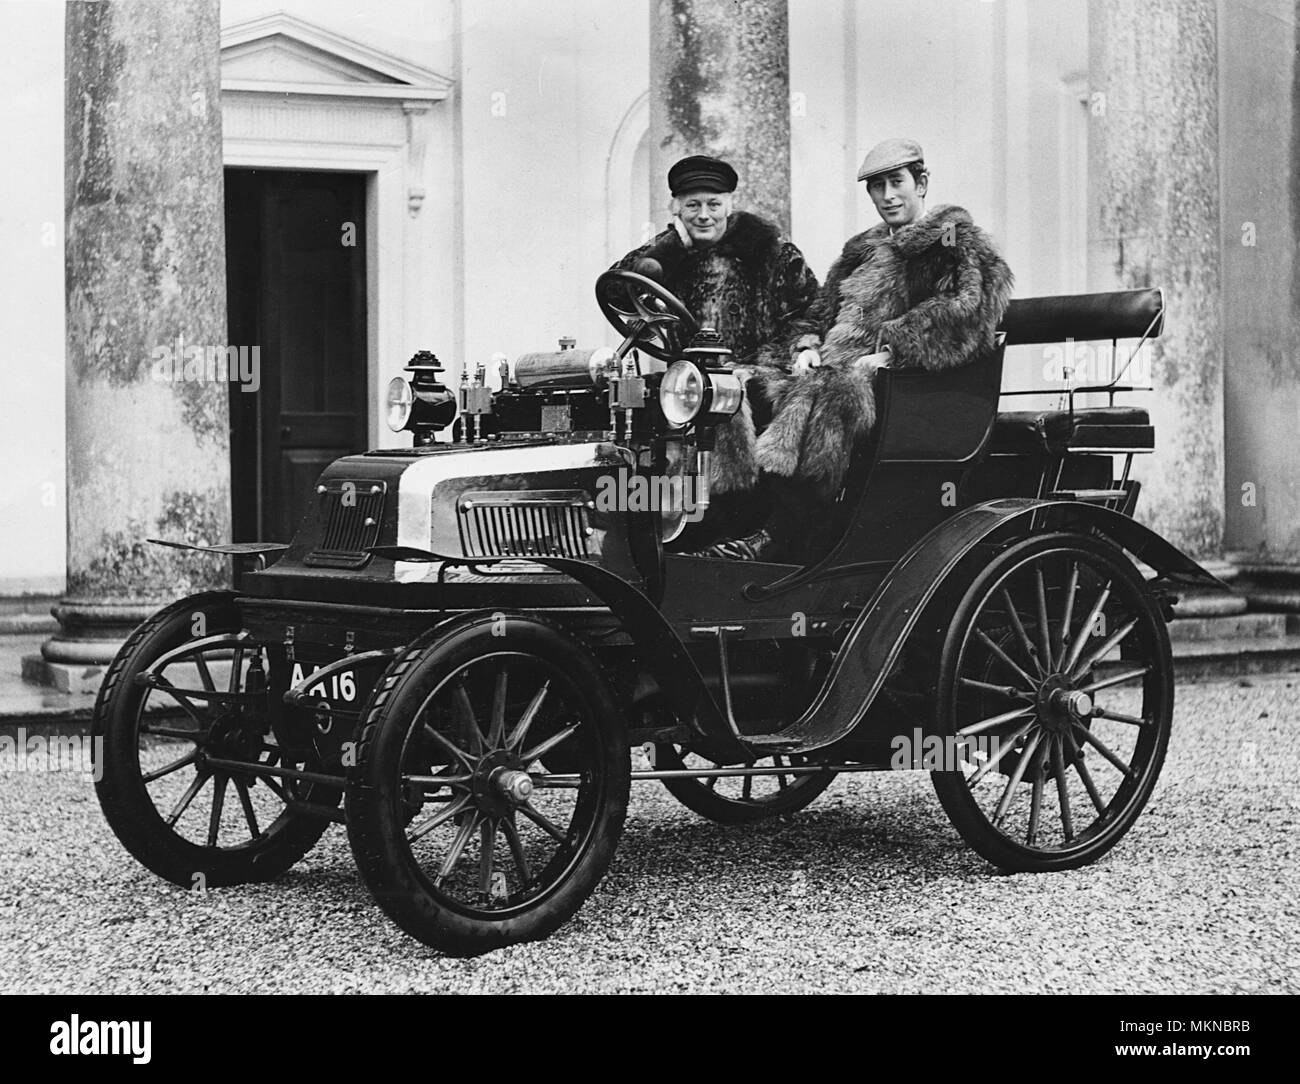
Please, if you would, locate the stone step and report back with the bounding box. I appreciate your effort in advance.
[1169,590,1247,618]
[1168,611,1287,642]
[1171,633,1300,681]
[0,595,58,635]
[0,613,58,635]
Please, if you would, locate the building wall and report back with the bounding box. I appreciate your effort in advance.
[0,0,66,595]
[453,0,649,369]
[1219,0,1300,562]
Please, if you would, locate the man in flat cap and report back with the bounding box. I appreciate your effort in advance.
[693,138,1014,561]
[610,155,819,504]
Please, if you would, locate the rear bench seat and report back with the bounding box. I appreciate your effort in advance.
[993,287,1163,456]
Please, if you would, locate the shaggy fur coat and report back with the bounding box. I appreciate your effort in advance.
[612,211,819,492]
[751,204,1014,498]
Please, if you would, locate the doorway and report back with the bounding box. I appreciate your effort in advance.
[225,168,369,543]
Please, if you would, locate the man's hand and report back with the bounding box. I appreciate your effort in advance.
[858,348,892,373]
[793,348,822,373]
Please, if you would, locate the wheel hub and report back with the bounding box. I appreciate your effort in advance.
[205,712,263,760]
[469,750,533,817]
[1035,675,1092,734]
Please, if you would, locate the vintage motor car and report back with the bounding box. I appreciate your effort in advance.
[93,269,1222,955]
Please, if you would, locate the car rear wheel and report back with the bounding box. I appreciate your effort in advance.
[653,741,836,824]
[930,533,1173,872]
[345,613,629,955]
[93,592,340,889]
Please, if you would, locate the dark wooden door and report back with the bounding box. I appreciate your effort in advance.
[225,169,368,542]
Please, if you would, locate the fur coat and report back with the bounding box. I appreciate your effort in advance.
[612,211,819,492]
[751,204,1014,498]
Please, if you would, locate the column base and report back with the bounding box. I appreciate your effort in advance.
[21,654,108,696]
[34,595,162,670]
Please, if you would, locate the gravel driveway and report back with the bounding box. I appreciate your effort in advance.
[2,675,1297,994]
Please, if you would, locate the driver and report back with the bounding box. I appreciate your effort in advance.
[691,138,1015,562]
[610,155,819,498]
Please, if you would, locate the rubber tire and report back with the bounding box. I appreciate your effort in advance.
[345,612,629,955]
[94,592,339,888]
[930,532,1173,872]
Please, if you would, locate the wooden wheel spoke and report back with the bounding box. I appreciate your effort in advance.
[261,774,290,804]
[165,770,210,828]
[992,730,1042,829]
[774,755,790,790]
[1053,563,1080,669]
[967,719,1038,785]
[141,749,198,783]
[960,677,1033,700]
[1093,706,1150,728]
[1033,569,1053,668]
[975,629,1037,688]
[958,703,1036,738]
[1051,736,1074,842]
[502,814,532,888]
[435,810,481,884]
[479,817,499,898]
[1025,742,1048,846]
[452,682,484,756]
[506,679,551,753]
[140,724,206,742]
[999,587,1042,673]
[1080,667,1149,695]
[151,676,209,728]
[1064,730,1106,814]
[1061,582,1112,675]
[1071,722,1138,779]
[422,723,474,771]
[517,800,568,844]
[520,723,579,765]
[193,653,216,692]
[228,647,244,694]
[489,664,508,749]
[742,773,753,800]
[207,772,228,847]
[233,777,261,839]
[1069,618,1139,681]
[408,793,473,843]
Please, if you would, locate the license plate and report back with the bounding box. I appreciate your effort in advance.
[288,662,359,704]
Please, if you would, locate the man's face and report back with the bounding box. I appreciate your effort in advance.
[866,167,927,228]
[675,189,732,247]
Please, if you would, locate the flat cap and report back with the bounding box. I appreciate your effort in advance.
[668,155,739,195]
[857,138,924,181]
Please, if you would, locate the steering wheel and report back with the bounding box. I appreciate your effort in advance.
[595,269,700,362]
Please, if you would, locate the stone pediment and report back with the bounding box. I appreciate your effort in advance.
[221,13,451,102]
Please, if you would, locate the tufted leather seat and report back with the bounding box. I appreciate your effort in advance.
[991,406,1153,455]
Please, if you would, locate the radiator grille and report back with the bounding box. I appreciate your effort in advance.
[304,481,387,569]
[456,490,592,559]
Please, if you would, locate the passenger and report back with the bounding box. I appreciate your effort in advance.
[692,138,1015,562]
[610,155,819,502]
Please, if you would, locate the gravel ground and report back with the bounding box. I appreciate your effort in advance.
[2,675,1297,995]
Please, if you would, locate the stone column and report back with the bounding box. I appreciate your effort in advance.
[29,0,230,692]
[649,0,791,233]
[1086,0,1224,559]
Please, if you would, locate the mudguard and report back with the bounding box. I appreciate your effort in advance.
[745,497,1225,754]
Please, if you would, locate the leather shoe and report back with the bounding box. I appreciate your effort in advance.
[683,528,783,561]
